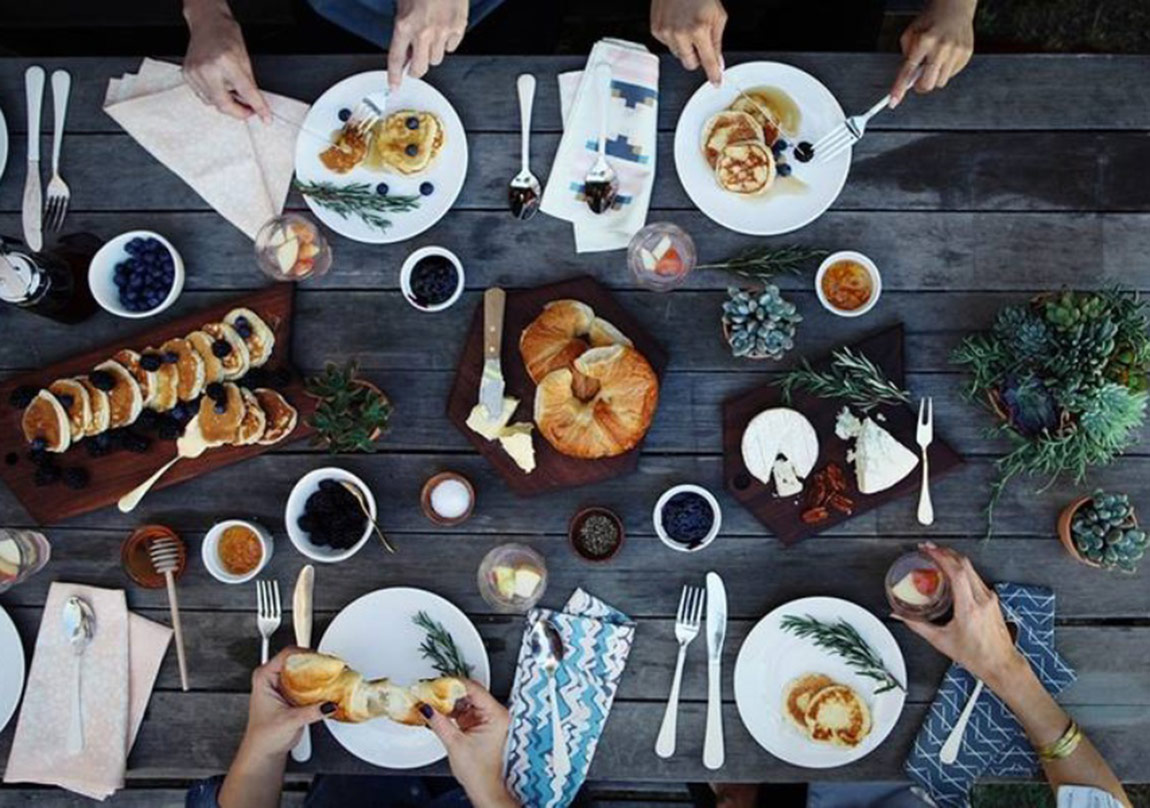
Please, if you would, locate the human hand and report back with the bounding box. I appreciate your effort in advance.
[896,543,1024,687]
[424,681,517,808]
[890,0,976,107]
[650,0,728,86]
[388,0,468,91]
[182,0,271,121]
[239,646,334,759]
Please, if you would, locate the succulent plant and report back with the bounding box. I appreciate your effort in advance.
[722,285,802,360]
[305,360,392,453]
[1070,490,1147,573]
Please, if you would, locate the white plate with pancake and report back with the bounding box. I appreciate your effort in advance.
[673,62,850,236]
[317,587,490,769]
[295,72,468,244]
[0,604,25,734]
[734,596,905,768]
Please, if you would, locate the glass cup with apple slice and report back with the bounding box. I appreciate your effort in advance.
[477,543,547,614]
[0,529,51,593]
[255,214,332,282]
[885,550,952,623]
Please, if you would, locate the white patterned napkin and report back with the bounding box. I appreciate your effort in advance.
[3,583,172,800]
[540,39,659,253]
[104,58,308,239]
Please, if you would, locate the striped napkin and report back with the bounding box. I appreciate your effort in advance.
[503,589,635,808]
[540,39,659,253]
[904,583,1077,808]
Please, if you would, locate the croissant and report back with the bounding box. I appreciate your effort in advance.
[279,651,467,725]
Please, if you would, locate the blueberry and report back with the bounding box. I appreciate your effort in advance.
[777,162,792,178]
[34,465,61,487]
[126,237,144,254]
[94,432,113,449]
[123,432,151,453]
[62,467,90,490]
[376,183,390,196]
[171,403,189,422]
[9,385,38,409]
[30,436,47,451]
[158,420,183,440]
[405,144,419,157]
[206,382,225,402]
[214,401,227,414]
[338,108,351,122]
[234,317,253,338]
[56,393,74,410]
[140,353,163,372]
[212,340,232,358]
[419,182,434,196]
[405,116,420,130]
[28,448,49,465]
[775,138,789,151]
[114,262,129,277]
[137,409,160,430]
[85,442,111,458]
[163,351,179,364]
[114,274,128,288]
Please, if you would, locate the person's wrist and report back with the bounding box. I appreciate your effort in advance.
[236,728,290,763]
[980,647,1031,693]
[932,0,977,18]
[183,0,233,28]
[462,775,516,808]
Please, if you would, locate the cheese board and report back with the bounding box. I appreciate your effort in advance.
[446,276,667,497]
[0,284,314,524]
[721,324,962,545]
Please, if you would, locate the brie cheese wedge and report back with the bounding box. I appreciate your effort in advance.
[741,407,819,497]
[837,406,919,494]
[466,396,519,440]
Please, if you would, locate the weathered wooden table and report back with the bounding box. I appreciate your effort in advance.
[1,53,1149,806]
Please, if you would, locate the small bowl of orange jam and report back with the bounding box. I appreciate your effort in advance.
[815,251,881,318]
[202,519,272,584]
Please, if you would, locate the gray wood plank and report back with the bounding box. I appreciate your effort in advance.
[0,787,308,807]
[3,54,1150,134]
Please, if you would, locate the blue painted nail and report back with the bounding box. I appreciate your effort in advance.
[321,702,337,715]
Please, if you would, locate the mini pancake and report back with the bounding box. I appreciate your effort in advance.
[233,387,268,446]
[21,390,71,453]
[782,673,836,734]
[254,388,298,445]
[113,348,156,408]
[803,684,872,748]
[48,378,91,444]
[76,377,111,437]
[372,110,445,175]
[143,348,180,412]
[161,337,206,401]
[728,93,781,144]
[701,110,763,169]
[716,141,776,196]
[201,322,251,381]
[93,360,144,428]
[320,125,369,174]
[224,308,276,368]
[198,382,244,447]
[187,330,226,384]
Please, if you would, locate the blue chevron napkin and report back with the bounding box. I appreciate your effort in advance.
[905,583,1077,808]
[503,589,635,808]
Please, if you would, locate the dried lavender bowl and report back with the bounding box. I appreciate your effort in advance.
[568,506,625,563]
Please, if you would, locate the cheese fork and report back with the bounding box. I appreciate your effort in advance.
[916,396,934,526]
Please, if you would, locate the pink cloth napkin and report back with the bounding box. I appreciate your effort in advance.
[3,583,172,800]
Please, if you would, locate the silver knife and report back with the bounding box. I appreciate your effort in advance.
[22,66,45,252]
[703,571,727,770]
[290,564,315,763]
[479,287,506,421]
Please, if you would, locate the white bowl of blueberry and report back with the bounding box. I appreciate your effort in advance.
[654,483,722,553]
[88,230,184,318]
[400,246,463,312]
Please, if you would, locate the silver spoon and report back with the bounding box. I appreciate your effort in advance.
[339,480,396,553]
[939,620,1020,764]
[530,619,570,777]
[62,595,95,755]
[509,74,541,220]
[583,63,618,215]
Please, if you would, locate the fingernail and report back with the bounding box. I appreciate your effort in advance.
[419,704,433,719]
[321,702,337,715]
[924,541,937,548]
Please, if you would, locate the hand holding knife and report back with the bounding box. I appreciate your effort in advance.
[290,564,315,763]
[703,571,727,770]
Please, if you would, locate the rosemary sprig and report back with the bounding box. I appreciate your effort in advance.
[294,180,420,231]
[413,611,473,678]
[781,614,905,694]
[776,346,911,412]
[699,245,828,286]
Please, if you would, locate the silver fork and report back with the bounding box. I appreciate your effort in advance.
[655,585,705,758]
[44,69,71,232]
[348,97,382,137]
[256,579,282,664]
[813,67,923,164]
[916,396,934,525]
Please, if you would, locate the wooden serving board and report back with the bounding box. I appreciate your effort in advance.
[721,324,963,545]
[447,276,668,497]
[0,284,314,524]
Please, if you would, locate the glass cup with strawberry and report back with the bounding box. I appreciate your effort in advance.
[627,222,696,291]
[885,550,952,623]
[255,214,332,282]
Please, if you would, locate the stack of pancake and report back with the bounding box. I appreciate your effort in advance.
[782,673,872,748]
[700,91,784,196]
[21,307,297,454]
[320,109,445,176]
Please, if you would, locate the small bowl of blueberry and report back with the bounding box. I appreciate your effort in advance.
[88,231,184,319]
[654,483,722,553]
[400,245,464,312]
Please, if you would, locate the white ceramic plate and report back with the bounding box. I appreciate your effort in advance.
[673,62,850,236]
[734,596,906,768]
[0,103,8,185]
[294,72,468,244]
[318,587,490,769]
[0,604,25,734]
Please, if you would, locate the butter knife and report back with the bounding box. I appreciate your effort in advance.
[23,66,44,252]
[479,287,506,421]
[290,564,315,763]
[703,571,727,770]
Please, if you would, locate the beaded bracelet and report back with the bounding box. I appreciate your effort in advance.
[1038,719,1083,761]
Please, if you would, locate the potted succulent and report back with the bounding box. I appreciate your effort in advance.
[721,285,802,360]
[952,289,1150,536]
[1058,490,1147,573]
[304,360,392,453]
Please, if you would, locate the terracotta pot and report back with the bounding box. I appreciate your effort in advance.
[1057,495,1102,568]
[721,319,777,362]
[308,377,389,444]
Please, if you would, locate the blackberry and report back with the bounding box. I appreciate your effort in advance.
[272,368,293,387]
[62,467,90,490]
[27,448,50,466]
[34,464,61,486]
[206,382,226,402]
[212,340,232,358]
[158,420,184,440]
[30,437,47,451]
[56,393,74,410]
[90,371,116,391]
[4,452,19,466]
[139,353,163,372]
[122,432,151,453]
[9,385,38,408]
[136,409,160,430]
[240,368,270,389]
[85,441,111,459]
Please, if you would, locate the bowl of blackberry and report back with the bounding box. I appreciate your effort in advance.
[88,231,184,319]
[399,246,463,312]
[285,467,375,562]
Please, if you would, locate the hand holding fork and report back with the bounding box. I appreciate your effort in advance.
[812,67,924,164]
[655,585,704,758]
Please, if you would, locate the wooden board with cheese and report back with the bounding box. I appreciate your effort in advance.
[721,324,963,545]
